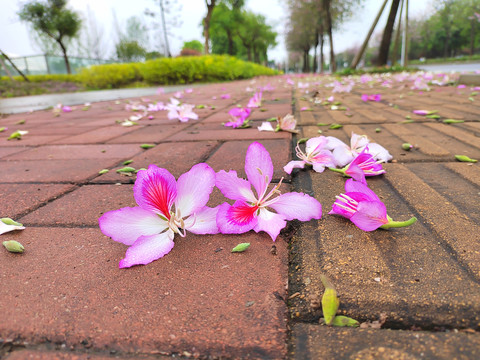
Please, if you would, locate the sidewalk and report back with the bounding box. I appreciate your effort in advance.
[1,74,480,359]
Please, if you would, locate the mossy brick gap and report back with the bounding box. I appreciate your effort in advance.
[287,167,480,330]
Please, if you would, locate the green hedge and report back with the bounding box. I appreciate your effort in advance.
[1,74,81,82]
[79,55,279,89]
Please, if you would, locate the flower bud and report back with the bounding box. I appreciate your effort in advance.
[1,218,23,226]
[402,143,413,151]
[331,315,359,327]
[320,275,339,325]
[231,243,250,253]
[455,155,478,163]
[3,240,24,253]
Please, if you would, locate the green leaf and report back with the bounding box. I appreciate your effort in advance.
[331,315,359,327]
[443,119,464,124]
[455,155,478,163]
[317,123,329,126]
[98,169,109,174]
[140,144,155,149]
[231,243,250,253]
[122,159,133,165]
[329,124,342,129]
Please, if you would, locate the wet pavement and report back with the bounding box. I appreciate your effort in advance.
[0,74,479,359]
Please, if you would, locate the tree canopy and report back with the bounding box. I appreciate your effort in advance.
[18,0,81,74]
[208,1,277,64]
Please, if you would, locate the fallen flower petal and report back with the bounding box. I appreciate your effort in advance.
[258,122,275,132]
[284,137,335,174]
[225,107,251,128]
[247,92,262,108]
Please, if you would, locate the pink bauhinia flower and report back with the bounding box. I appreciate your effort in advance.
[329,148,385,184]
[166,98,198,122]
[361,94,381,102]
[99,164,219,268]
[329,179,416,231]
[216,142,322,241]
[221,94,231,99]
[225,107,251,128]
[247,92,262,108]
[258,114,298,133]
[284,137,335,174]
[327,133,392,167]
[412,109,436,116]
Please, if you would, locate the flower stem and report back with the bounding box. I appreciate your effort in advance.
[328,167,346,175]
[380,216,417,229]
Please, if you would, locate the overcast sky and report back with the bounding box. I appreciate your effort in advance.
[0,0,433,62]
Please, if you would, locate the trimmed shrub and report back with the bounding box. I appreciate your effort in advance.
[78,55,278,89]
[1,74,81,83]
[78,63,141,89]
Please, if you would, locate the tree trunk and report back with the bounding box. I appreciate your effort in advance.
[57,40,71,74]
[470,18,475,56]
[303,49,310,73]
[247,47,252,62]
[226,29,234,55]
[323,0,335,72]
[254,47,260,63]
[319,23,324,73]
[0,49,29,81]
[159,0,171,57]
[312,28,319,73]
[377,0,401,66]
[203,0,216,55]
[391,0,404,66]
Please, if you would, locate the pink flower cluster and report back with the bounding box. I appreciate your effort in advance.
[283,133,416,232]
[100,142,322,268]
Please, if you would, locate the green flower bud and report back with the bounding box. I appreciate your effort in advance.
[329,124,342,129]
[98,169,109,175]
[231,243,250,253]
[402,143,413,151]
[455,155,478,163]
[443,119,464,124]
[116,167,136,173]
[140,144,155,149]
[3,240,24,253]
[1,218,23,226]
[320,275,339,326]
[331,315,359,327]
